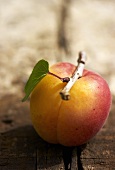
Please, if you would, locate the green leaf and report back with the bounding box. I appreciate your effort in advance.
[22,59,49,102]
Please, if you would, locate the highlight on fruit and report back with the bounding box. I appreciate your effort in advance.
[22,51,112,146]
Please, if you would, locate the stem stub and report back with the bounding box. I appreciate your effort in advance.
[60,51,86,100]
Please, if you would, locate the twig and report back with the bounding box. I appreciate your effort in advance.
[60,51,86,100]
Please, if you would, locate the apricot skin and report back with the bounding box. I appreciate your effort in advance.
[30,62,112,146]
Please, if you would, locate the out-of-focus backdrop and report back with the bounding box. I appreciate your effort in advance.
[0,0,115,132]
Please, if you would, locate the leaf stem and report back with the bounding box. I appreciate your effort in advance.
[60,51,86,100]
[48,71,70,82]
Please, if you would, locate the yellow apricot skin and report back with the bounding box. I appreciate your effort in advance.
[30,74,64,143]
[30,62,112,146]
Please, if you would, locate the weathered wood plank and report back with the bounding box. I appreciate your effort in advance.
[0,124,115,170]
[37,143,64,170]
[0,126,38,170]
[80,129,115,170]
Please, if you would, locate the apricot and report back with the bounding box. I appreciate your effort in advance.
[30,62,111,146]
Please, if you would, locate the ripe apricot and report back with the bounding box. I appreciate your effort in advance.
[30,62,111,146]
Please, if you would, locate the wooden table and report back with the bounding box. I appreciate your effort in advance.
[0,95,115,170]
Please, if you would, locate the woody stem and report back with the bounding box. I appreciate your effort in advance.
[60,51,86,100]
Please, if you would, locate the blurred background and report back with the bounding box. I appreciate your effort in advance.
[0,0,115,132]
